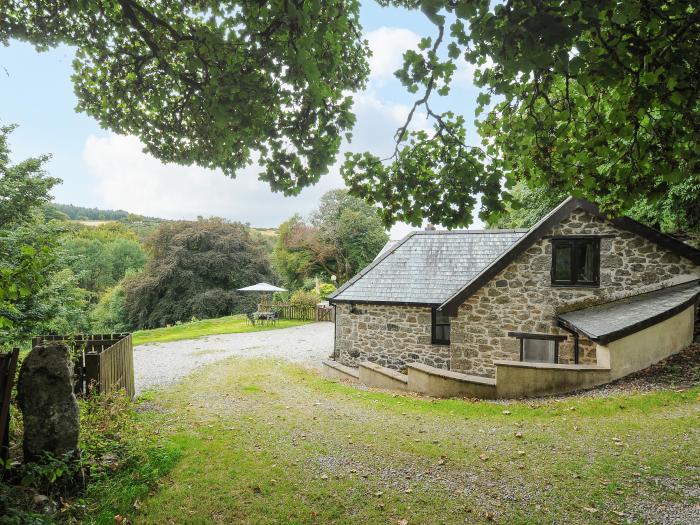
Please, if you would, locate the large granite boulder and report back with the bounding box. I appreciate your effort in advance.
[17,343,80,462]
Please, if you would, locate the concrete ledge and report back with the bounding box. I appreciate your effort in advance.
[407,362,497,399]
[493,360,610,371]
[322,359,359,383]
[494,360,611,398]
[359,361,408,391]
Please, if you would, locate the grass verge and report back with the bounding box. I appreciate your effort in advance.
[86,357,700,525]
[132,315,311,346]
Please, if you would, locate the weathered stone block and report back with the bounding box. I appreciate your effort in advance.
[17,344,80,462]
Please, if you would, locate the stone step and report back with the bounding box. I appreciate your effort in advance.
[321,359,359,382]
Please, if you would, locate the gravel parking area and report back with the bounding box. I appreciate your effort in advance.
[134,322,333,394]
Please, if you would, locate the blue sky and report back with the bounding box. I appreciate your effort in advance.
[0,2,482,236]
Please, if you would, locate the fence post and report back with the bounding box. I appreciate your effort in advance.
[0,348,19,471]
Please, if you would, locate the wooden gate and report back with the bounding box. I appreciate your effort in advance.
[32,334,134,399]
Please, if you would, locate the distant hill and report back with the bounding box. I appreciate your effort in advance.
[51,203,159,221]
[50,203,278,243]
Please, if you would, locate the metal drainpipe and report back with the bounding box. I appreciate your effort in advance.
[331,303,338,360]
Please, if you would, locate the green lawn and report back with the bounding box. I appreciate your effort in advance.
[132,315,311,345]
[82,357,700,525]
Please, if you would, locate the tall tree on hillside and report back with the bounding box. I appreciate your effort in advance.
[123,219,273,329]
[1,1,368,192]
[342,0,700,228]
[0,125,60,334]
[273,190,388,286]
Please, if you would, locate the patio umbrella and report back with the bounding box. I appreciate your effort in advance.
[237,282,287,310]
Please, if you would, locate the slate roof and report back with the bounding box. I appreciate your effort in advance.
[328,230,527,305]
[556,280,700,344]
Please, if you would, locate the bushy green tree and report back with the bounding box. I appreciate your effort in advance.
[343,0,700,228]
[2,0,368,191]
[273,190,388,286]
[90,284,130,333]
[0,125,60,338]
[61,225,147,294]
[123,219,274,329]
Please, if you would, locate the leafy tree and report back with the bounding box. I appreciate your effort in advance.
[61,224,147,294]
[91,284,130,333]
[17,268,91,337]
[492,181,700,248]
[272,215,321,289]
[343,0,700,228]
[0,125,60,334]
[123,219,274,329]
[273,190,388,286]
[2,0,368,192]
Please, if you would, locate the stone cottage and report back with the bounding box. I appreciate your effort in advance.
[325,197,700,397]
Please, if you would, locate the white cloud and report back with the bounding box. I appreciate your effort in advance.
[365,27,420,86]
[82,89,422,229]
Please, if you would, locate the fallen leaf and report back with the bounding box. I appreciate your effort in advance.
[582,507,598,514]
[515,431,523,438]
[114,516,124,524]
[398,519,408,525]
[501,410,511,415]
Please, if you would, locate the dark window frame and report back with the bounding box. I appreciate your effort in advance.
[431,308,451,345]
[550,237,601,287]
[508,332,567,364]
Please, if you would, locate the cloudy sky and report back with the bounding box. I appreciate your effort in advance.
[0,3,483,237]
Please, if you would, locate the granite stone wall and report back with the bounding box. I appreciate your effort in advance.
[334,210,699,378]
[450,211,700,377]
[334,303,450,370]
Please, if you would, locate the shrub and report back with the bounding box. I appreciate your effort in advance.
[318,283,336,299]
[289,289,321,307]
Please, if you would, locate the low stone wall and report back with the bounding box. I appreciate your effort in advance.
[321,359,359,383]
[359,361,408,391]
[494,361,611,398]
[334,303,450,370]
[407,362,497,399]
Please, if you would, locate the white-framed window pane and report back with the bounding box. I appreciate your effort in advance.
[523,339,555,363]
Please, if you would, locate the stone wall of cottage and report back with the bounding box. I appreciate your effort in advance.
[450,210,700,377]
[334,303,450,370]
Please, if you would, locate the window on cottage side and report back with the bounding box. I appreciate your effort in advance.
[551,238,600,286]
[522,338,556,363]
[432,308,451,345]
[508,332,567,364]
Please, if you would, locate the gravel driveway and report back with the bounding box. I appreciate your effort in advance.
[134,322,333,394]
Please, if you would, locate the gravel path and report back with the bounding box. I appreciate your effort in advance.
[134,322,333,394]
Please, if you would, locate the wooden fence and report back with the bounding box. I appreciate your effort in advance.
[32,334,135,399]
[259,304,335,322]
[0,348,19,469]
